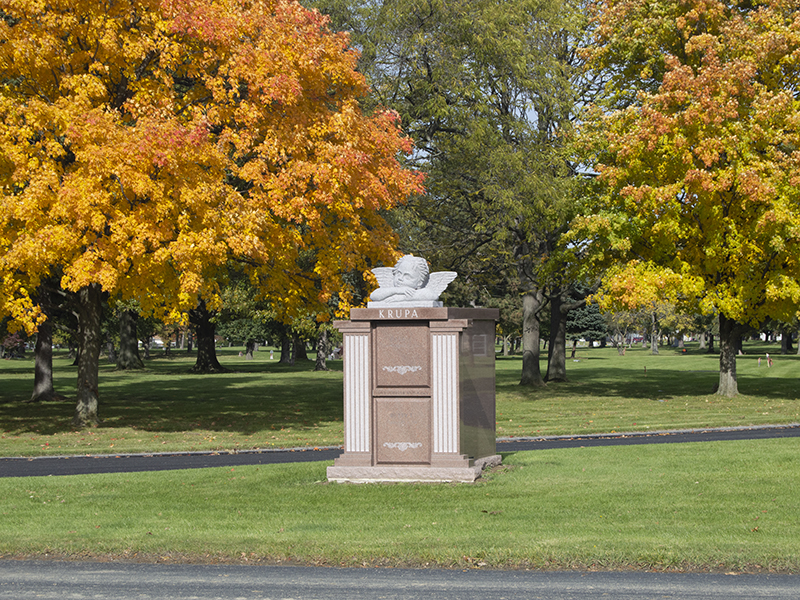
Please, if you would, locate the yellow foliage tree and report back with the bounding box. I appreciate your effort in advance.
[0,0,423,425]
[576,0,800,396]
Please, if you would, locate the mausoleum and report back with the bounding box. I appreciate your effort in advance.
[327,256,501,483]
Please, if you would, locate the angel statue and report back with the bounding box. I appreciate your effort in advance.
[368,255,457,307]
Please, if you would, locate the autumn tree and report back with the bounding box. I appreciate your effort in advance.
[604,308,640,354]
[639,299,696,354]
[576,0,800,396]
[0,0,422,426]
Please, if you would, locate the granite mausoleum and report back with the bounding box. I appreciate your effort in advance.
[327,256,500,483]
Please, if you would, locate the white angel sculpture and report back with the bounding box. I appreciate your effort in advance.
[368,255,457,307]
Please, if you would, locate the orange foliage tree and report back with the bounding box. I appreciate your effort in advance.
[0,0,422,425]
[575,0,800,396]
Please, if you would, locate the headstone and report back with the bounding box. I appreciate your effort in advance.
[327,256,500,483]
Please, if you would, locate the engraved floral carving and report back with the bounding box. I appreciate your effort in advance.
[383,442,423,452]
[382,365,422,375]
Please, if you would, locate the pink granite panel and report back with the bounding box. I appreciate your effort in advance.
[375,397,431,464]
[374,323,430,388]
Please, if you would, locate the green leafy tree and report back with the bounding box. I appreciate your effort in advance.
[308,0,591,386]
[566,301,607,356]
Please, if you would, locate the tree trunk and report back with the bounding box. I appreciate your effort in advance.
[699,331,707,349]
[189,300,227,373]
[780,327,793,354]
[650,313,660,355]
[545,295,569,382]
[70,343,80,366]
[164,330,173,358]
[519,290,545,386]
[117,310,144,369]
[614,333,626,355]
[706,332,715,353]
[74,283,103,428]
[29,318,56,403]
[717,314,740,397]
[279,333,293,364]
[105,331,116,363]
[294,335,308,361]
[314,328,329,371]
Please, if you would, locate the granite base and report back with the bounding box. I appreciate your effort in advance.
[326,455,501,484]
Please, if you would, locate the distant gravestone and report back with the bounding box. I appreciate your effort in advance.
[327,256,500,483]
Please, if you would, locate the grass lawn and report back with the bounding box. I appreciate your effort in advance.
[1,340,799,572]
[1,438,798,572]
[0,341,798,457]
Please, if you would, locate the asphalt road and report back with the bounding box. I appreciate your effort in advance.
[1,424,798,478]
[0,561,798,600]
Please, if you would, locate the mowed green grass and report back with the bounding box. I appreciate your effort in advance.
[1,342,799,571]
[1,438,798,572]
[0,342,798,457]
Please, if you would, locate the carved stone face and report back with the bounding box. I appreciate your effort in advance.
[393,256,429,289]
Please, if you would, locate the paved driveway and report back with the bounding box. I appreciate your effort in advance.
[1,561,799,600]
[1,424,799,478]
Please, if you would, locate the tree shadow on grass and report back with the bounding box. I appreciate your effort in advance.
[0,358,346,436]
[3,346,797,437]
[496,350,800,402]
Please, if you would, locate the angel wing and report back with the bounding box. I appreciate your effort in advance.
[371,267,395,289]
[424,271,458,298]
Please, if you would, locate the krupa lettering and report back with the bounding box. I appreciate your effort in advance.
[377,309,419,319]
